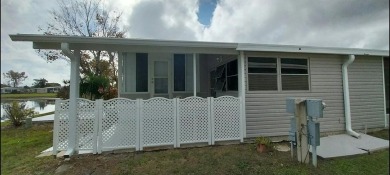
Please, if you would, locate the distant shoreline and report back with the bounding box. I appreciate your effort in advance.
[1,93,57,100]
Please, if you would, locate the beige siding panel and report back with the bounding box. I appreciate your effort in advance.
[349,56,385,130]
[245,55,345,138]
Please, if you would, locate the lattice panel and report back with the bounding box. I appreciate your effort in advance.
[76,99,97,150]
[142,98,175,146]
[101,98,138,149]
[179,97,209,143]
[54,100,70,151]
[213,96,241,141]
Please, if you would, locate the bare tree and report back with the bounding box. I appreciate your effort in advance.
[38,0,126,86]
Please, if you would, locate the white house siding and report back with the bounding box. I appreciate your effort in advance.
[245,53,346,138]
[348,56,385,130]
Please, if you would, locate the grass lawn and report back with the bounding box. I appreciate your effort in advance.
[1,123,388,175]
[1,93,57,99]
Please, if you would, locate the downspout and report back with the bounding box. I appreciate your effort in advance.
[342,55,361,138]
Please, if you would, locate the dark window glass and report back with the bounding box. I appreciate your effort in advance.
[281,58,308,74]
[174,54,186,91]
[227,76,238,91]
[215,65,226,91]
[227,60,238,76]
[136,53,148,92]
[248,74,277,90]
[210,70,216,89]
[248,57,277,73]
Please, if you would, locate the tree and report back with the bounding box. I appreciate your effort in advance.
[32,78,48,88]
[2,70,28,87]
[38,0,126,86]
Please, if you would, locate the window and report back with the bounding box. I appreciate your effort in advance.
[123,52,148,93]
[281,58,309,90]
[212,59,238,91]
[174,54,186,91]
[247,57,310,91]
[136,53,148,92]
[248,57,277,90]
[173,54,194,92]
[215,64,226,91]
[226,60,238,91]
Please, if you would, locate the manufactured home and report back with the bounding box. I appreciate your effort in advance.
[9,34,389,156]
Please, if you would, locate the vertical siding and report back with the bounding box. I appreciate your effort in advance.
[348,56,385,129]
[245,54,346,137]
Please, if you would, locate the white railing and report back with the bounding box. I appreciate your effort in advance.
[53,96,243,155]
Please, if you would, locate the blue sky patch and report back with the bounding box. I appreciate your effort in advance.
[197,0,217,26]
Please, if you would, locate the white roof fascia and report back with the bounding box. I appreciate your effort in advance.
[9,34,389,56]
[237,43,389,56]
[9,34,238,49]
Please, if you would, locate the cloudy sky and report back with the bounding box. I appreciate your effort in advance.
[1,0,389,86]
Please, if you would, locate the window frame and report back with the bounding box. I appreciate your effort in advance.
[247,57,278,91]
[212,59,239,92]
[246,54,311,93]
[121,52,150,95]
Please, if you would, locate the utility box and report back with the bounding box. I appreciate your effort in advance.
[286,98,296,114]
[306,99,325,118]
[289,117,297,143]
[307,120,320,146]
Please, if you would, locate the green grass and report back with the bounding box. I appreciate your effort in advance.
[1,125,388,174]
[1,93,57,99]
[1,123,59,175]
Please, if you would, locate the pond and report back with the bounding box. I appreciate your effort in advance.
[1,99,57,122]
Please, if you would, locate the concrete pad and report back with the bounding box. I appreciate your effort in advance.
[311,133,389,158]
[32,114,54,122]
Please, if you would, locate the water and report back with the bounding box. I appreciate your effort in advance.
[1,99,56,122]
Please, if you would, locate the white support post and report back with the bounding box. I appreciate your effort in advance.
[139,99,144,151]
[118,52,123,96]
[174,98,179,148]
[52,99,61,156]
[193,53,197,96]
[238,51,246,138]
[97,99,104,154]
[210,97,215,145]
[207,97,212,145]
[64,46,80,158]
[135,99,141,151]
[94,99,103,154]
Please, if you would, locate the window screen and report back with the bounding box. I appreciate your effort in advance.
[248,57,277,90]
[174,54,186,91]
[281,58,309,90]
[136,53,148,92]
[227,60,238,91]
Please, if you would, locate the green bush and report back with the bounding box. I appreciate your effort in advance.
[254,136,272,147]
[2,101,36,127]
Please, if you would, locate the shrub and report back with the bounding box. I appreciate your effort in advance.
[255,136,272,147]
[2,101,36,127]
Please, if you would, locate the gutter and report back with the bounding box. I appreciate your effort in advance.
[342,55,361,138]
[61,43,75,60]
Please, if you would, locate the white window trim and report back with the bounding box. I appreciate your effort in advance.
[246,55,311,93]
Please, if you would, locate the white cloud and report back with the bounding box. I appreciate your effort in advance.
[1,0,388,87]
[202,0,389,49]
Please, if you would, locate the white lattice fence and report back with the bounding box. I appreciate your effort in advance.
[53,99,70,153]
[76,99,98,151]
[213,96,241,141]
[53,96,243,155]
[141,98,176,148]
[99,98,138,152]
[177,97,210,145]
